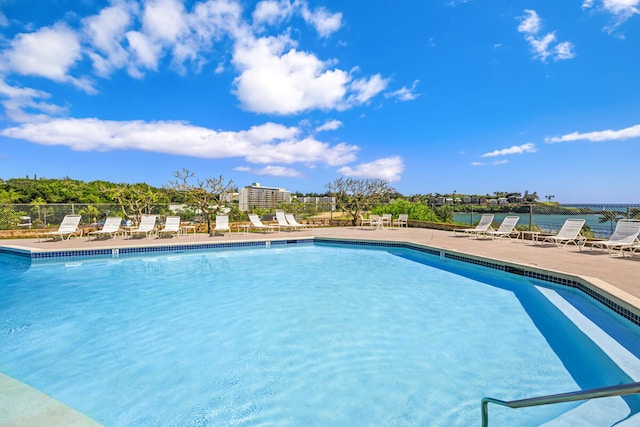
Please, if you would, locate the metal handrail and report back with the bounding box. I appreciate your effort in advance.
[481,382,640,427]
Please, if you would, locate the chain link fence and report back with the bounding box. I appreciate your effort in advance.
[2,202,638,238]
[454,204,640,238]
[0,202,336,230]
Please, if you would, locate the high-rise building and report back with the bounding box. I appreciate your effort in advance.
[239,183,291,211]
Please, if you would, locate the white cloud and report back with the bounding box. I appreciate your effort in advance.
[518,9,542,34]
[82,1,136,77]
[252,0,293,27]
[583,0,640,32]
[481,143,536,157]
[0,118,359,167]
[300,4,343,38]
[232,35,352,114]
[234,164,303,177]
[545,123,640,143]
[517,10,575,62]
[316,119,343,132]
[346,74,389,106]
[337,156,404,182]
[385,80,420,101]
[0,78,68,122]
[2,23,95,92]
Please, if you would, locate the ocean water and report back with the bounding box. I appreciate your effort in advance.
[454,212,627,238]
[1,244,639,426]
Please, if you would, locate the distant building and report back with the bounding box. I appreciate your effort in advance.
[239,183,291,211]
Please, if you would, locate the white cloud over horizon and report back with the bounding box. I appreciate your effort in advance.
[0,118,359,167]
[545,123,640,143]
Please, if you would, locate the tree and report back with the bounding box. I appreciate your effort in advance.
[325,177,394,226]
[168,169,234,236]
[104,183,167,225]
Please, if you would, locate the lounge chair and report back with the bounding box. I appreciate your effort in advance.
[478,215,520,240]
[392,214,408,228]
[453,214,494,237]
[275,211,295,231]
[214,214,231,236]
[88,217,122,240]
[587,219,640,257]
[539,218,586,249]
[127,215,158,238]
[285,213,314,230]
[248,213,279,233]
[157,216,181,238]
[40,214,83,241]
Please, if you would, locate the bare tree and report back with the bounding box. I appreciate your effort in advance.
[326,177,394,226]
[168,169,234,236]
[105,183,166,225]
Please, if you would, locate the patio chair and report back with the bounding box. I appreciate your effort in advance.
[539,218,586,249]
[127,215,158,239]
[478,215,520,241]
[39,214,83,241]
[359,214,382,229]
[381,213,392,228]
[392,214,408,228]
[214,214,231,236]
[453,214,494,237]
[157,216,181,238]
[88,217,122,240]
[587,219,640,257]
[285,213,314,230]
[248,214,279,233]
[275,211,295,231]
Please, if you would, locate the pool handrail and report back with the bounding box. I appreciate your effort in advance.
[481,381,640,426]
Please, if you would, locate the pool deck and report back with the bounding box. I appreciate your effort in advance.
[1,225,640,426]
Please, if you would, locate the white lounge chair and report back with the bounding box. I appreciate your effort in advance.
[392,214,408,228]
[157,216,181,238]
[478,215,520,240]
[275,211,295,231]
[248,214,279,233]
[127,215,158,238]
[214,214,231,236]
[453,214,494,237]
[88,217,122,240]
[539,218,586,249]
[588,219,640,257]
[285,213,314,230]
[40,214,83,241]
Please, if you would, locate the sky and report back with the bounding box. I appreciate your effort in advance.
[0,0,639,203]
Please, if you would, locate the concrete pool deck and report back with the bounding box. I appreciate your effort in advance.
[1,225,639,426]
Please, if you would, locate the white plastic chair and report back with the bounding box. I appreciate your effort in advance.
[453,214,494,237]
[539,218,586,248]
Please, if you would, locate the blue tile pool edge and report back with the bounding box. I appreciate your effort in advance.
[1,236,638,327]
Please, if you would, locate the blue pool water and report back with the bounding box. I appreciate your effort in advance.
[1,243,640,426]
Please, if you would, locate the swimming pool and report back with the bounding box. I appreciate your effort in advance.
[1,242,640,426]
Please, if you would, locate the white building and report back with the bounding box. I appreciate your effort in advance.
[239,183,291,211]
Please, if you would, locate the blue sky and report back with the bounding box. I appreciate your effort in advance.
[0,0,639,203]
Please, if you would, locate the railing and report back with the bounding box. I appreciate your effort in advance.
[481,382,640,427]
